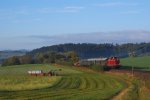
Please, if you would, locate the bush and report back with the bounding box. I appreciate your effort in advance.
[56,60,73,66]
[91,65,104,71]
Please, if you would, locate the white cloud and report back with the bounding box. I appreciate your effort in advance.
[64,6,85,10]
[59,6,85,13]
[120,10,141,14]
[93,2,139,7]
[15,9,29,15]
[58,9,79,13]
[28,30,150,44]
[1,30,149,50]
[11,18,42,23]
[38,6,85,14]
[38,8,54,13]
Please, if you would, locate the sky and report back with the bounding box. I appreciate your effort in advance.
[0,0,150,50]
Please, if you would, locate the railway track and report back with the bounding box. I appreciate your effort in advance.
[109,69,150,79]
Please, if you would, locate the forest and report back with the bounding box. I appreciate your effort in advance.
[28,43,150,58]
[1,42,150,66]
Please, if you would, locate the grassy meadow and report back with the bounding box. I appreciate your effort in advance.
[0,64,126,100]
[0,75,61,91]
[119,56,150,100]
[121,56,150,71]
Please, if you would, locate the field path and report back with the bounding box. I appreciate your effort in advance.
[104,71,129,100]
[111,88,129,100]
[108,69,150,100]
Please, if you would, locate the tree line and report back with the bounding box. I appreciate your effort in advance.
[1,42,150,66]
[28,43,150,58]
[1,51,79,66]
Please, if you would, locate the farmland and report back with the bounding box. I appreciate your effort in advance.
[0,64,126,100]
[0,75,61,91]
[110,56,150,100]
[121,56,150,71]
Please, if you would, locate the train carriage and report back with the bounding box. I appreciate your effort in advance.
[77,57,120,69]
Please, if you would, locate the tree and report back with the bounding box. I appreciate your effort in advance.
[2,56,20,66]
[67,51,79,63]
[35,53,45,63]
[19,55,33,64]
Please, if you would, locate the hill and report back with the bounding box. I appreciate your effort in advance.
[28,43,150,59]
[0,50,27,64]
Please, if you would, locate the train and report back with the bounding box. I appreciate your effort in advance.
[106,57,120,68]
[75,57,120,69]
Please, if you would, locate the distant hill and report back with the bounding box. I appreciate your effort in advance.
[0,50,27,64]
[27,43,150,59]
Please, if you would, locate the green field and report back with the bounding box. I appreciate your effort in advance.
[0,64,126,100]
[120,56,150,100]
[121,56,150,71]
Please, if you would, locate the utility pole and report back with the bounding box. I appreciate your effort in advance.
[129,51,136,77]
[132,64,134,77]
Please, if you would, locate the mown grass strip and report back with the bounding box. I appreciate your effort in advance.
[0,64,126,100]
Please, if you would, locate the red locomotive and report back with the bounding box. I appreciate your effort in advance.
[76,56,120,69]
[106,57,120,68]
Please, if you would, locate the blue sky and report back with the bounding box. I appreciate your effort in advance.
[0,0,150,50]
